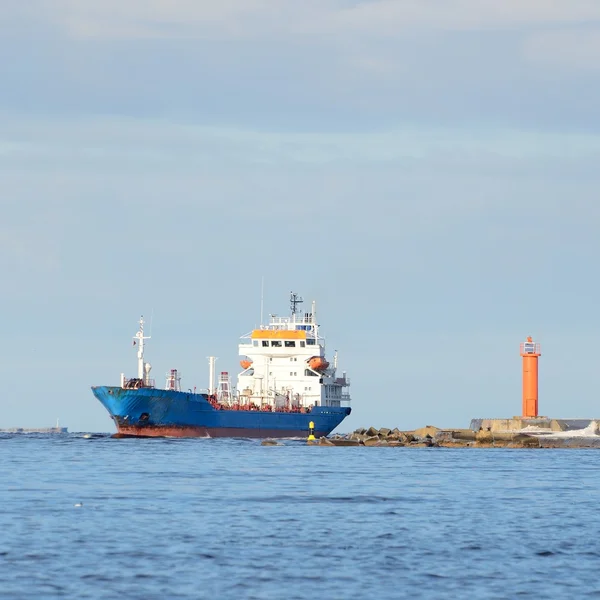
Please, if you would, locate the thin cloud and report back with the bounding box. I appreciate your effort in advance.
[524,29,600,71]
[334,0,600,34]
[24,0,600,40]
[2,114,600,167]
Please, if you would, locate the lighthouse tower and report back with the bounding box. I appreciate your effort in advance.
[520,336,541,418]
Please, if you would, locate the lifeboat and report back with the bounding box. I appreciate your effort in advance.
[308,356,329,372]
[240,358,253,370]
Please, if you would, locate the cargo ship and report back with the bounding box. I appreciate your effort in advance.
[91,293,352,437]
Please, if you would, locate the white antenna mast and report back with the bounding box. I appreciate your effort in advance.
[134,316,151,380]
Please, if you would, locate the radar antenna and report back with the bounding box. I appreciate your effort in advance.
[290,292,303,316]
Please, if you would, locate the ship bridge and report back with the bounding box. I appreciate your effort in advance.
[241,312,321,342]
[236,293,349,411]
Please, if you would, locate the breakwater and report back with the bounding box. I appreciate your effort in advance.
[306,424,600,448]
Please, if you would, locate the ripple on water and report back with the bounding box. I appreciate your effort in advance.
[1,435,600,599]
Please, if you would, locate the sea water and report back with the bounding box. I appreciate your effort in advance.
[1,434,600,599]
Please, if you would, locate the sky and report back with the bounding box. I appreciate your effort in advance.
[1,0,600,432]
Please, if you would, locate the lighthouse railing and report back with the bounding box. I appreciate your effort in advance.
[520,342,541,355]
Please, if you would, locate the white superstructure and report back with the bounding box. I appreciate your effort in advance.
[236,293,351,410]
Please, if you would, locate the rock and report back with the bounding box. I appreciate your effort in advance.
[475,430,493,444]
[437,440,470,448]
[413,425,441,439]
[363,436,381,446]
[328,438,361,446]
[319,437,335,446]
[512,434,540,448]
[490,432,517,442]
[431,430,453,444]
[451,429,477,441]
[261,439,281,446]
[336,425,549,449]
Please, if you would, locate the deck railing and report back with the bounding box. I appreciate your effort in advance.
[520,342,541,355]
[123,378,155,389]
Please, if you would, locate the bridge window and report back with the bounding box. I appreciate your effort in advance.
[253,340,258,347]
[262,341,269,347]
[285,341,296,348]
[300,341,305,347]
[306,339,316,346]
[271,340,282,347]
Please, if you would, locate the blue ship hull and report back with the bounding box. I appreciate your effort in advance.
[91,386,351,438]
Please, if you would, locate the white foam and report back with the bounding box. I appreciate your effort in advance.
[528,420,600,438]
[519,425,555,434]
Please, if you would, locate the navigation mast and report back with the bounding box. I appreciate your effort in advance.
[290,292,303,317]
[133,316,151,381]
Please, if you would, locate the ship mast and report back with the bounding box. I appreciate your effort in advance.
[290,292,303,321]
[134,316,151,380]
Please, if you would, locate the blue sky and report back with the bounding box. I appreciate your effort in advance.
[1,1,600,432]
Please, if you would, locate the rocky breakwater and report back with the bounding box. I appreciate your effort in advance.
[312,426,545,448]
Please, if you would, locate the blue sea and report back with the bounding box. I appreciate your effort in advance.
[1,435,600,599]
